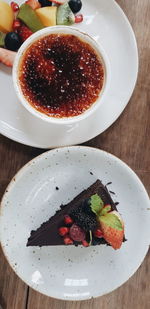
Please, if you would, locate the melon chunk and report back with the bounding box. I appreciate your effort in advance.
[36,6,57,27]
[0,1,14,33]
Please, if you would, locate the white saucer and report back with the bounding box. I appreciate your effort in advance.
[0,0,138,148]
[0,146,149,300]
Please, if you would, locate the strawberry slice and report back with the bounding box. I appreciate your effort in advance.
[18,25,33,42]
[0,48,16,67]
[25,0,41,9]
[99,211,124,249]
[100,205,111,216]
[51,0,67,4]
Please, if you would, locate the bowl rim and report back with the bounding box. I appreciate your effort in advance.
[13,26,111,125]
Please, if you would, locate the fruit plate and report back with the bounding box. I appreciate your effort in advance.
[0,146,149,300]
[0,0,138,148]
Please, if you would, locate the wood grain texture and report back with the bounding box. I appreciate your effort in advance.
[0,0,150,308]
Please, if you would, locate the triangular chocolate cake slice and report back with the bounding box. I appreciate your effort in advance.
[27,180,125,249]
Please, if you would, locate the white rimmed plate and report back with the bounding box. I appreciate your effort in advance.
[0,146,149,300]
[0,0,138,148]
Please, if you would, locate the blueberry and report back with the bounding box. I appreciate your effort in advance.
[69,0,82,14]
[5,32,21,51]
[38,0,52,7]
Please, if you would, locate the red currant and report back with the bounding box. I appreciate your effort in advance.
[63,236,73,245]
[64,215,73,225]
[93,229,103,238]
[58,227,69,236]
[82,240,89,247]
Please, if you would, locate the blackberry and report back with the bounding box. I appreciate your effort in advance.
[82,199,94,215]
[70,206,98,231]
[70,204,82,216]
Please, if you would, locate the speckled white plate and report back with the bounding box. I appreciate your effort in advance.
[0,146,149,300]
[0,0,138,148]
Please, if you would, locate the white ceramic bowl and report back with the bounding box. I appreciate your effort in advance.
[13,26,110,125]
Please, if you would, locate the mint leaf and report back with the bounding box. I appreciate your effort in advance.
[100,205,111,216]
[89,194,104,215]
[99,213,123,230]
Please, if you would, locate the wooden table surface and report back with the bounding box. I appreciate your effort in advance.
[0,0,150,308]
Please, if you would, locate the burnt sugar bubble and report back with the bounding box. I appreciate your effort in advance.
[19,34,105,118]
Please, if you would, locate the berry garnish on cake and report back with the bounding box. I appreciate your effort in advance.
[27,180,125,249]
